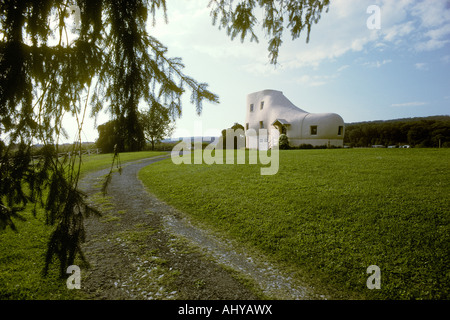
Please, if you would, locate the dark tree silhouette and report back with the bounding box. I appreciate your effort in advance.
[96,120,123,154]
[209,0,330,64]
[0,0,329,275]
[0,0,218,275]
[221,122,245,149]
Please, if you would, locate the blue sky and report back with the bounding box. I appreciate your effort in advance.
[75,0,450,141]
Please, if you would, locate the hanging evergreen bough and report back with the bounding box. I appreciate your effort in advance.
[0,0,218,276]
[0,0,328,276]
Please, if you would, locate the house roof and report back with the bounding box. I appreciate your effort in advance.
[272,118,290,126]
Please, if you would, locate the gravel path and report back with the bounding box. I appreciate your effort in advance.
[78,154,321,300]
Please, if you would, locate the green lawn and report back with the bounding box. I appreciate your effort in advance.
[0,151,167,300]
[139,148,449,299]
[77,150,168,178]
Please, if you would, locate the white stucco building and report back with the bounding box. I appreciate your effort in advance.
[245,89,345,149]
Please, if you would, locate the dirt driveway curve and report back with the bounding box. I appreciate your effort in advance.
[78,154,321,300]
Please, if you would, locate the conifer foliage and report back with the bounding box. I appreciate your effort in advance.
[0,0,218,275]
[209,0,330,64]
[0,0,328,275]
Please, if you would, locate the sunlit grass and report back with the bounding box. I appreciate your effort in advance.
[139,148,450,299]
[0,151,168,300]
[77,150,168,177]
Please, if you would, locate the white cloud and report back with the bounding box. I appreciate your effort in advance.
[276,0,376,69]
[382,21,415,42]
[276,0,449,70]
[414,62,428,70]
[378,0,415,25]
[337,65,350,72]
[415,38,450,51]
[374,42,388,49]
[409,1,450,51]
[283,0,450,68]
[414,23,450,51]
[391,101,428,107]
[152,0,450,75]
[411,0,450,28]
[294,73,341,87]
[240,61,283,77]
[363,59,392,68]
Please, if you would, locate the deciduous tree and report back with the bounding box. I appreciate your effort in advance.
[140,101,175,151]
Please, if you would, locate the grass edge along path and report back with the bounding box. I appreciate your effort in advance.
[139,148,450,300]
[0,151,167,300]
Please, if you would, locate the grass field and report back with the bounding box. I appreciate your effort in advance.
[0,151,167,300]
[139,148,449,299]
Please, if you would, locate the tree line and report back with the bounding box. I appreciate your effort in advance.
[344,116,450,148]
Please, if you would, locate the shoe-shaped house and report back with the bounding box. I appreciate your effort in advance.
[245,89,345,149]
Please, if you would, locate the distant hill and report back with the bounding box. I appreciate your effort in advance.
[346,115,450,125]
[344,115,450,148]
[161,136,219,143]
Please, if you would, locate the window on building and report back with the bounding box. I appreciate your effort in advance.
[260,101,264,110]
[338,126,343,136]
[246,123,249,130]
[260,121,264,129]
[310,125,317,135]
[250,104,254,112]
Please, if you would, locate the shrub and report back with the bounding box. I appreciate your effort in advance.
[279,134,290,150]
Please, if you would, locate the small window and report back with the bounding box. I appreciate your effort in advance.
[338,126,343,136]
[260,101,264,110]
[250,104,254,112]
[259,121,264,129]
[310,125,317,135]
[246,123,249,130]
